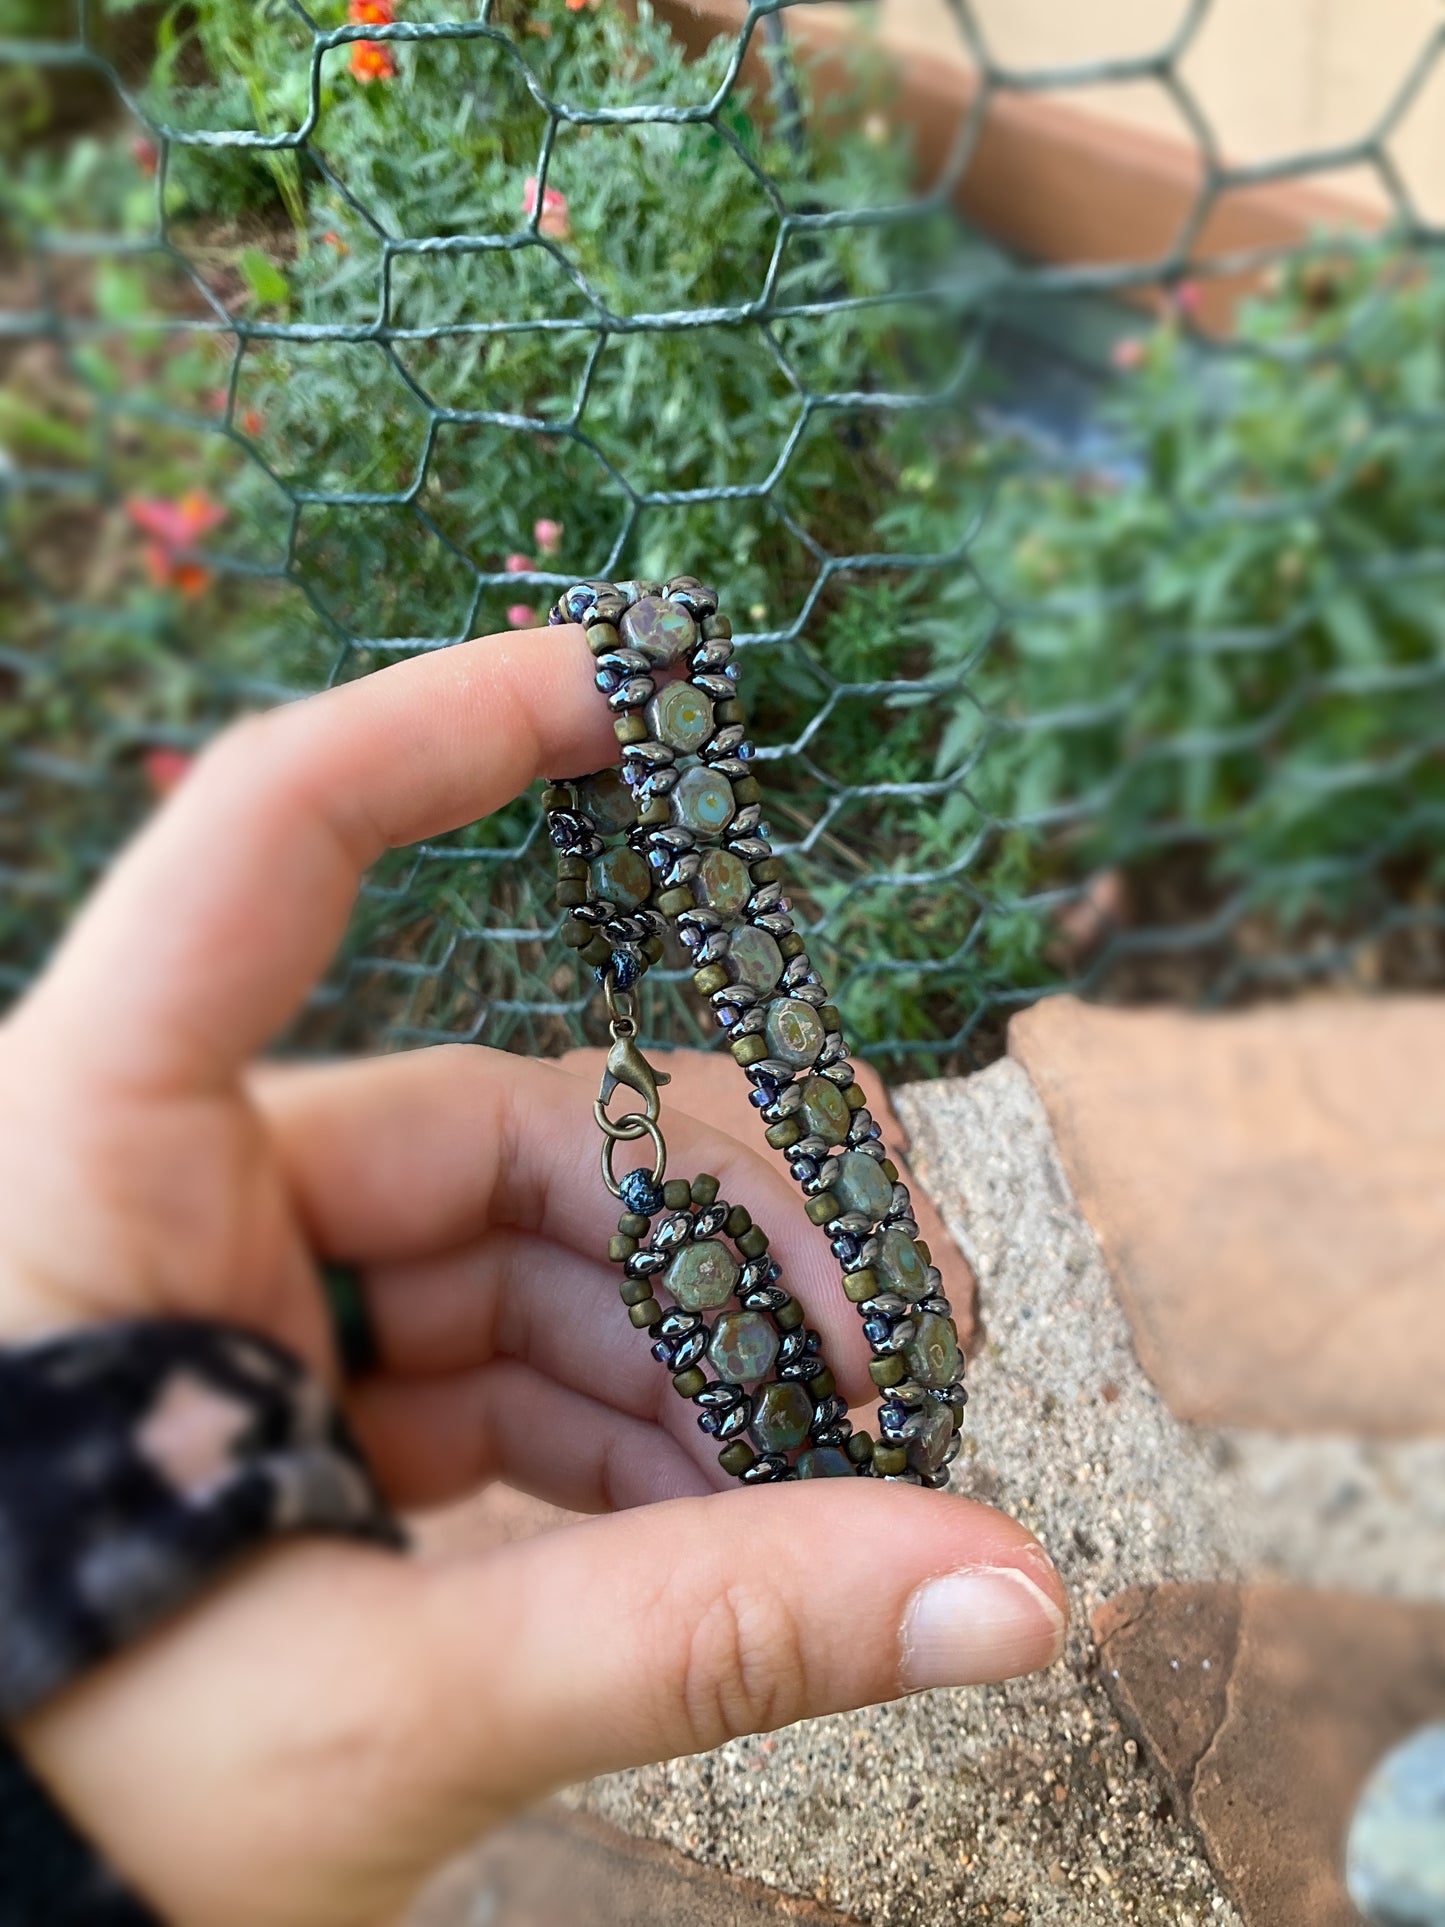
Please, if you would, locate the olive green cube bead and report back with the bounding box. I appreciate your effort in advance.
[868,1354,906,1387]
[808,1367,836,1402]
[732,775,761,806]
[775,1298,805,1331]
[715,698,745,725]
[693,964,730,996]
[820,1004,842,1034]
[846,1432,874,1465]
[778,933,806,959]
[736,1226,769,1259]
[765,1118,802,1151]
[618,1213,651,1239]
[620,1276,656,1307]
[843,1267,878,1303]
[725,1205,751,1238]
[580,935,612,968]
[560,915,590,948]
[663,1179,693,1210]
[627,1298,661,1329]
[915,1240,932,1264]
[690,1174,720,1206]
[643,935,666,965]
[672,1366,707,1399]
[718,1440,754,1476]
[638,797,670,826]
[804,1192,838,1226]
[880,1158,899,1183]
[556,879,587,908]
[703,614,733,640]
[843,1084,868,1111]
[750,857,782,884]
[585,621,621,655]
[873,1443,907,1476]
[614,715,647,744]
[609,1233,638,1263]
[656,885,696,918]
[731,1035,768,1069]
[541,785,572,813]
[557,853,588,880]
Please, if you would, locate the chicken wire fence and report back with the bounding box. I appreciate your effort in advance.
[5,0,1445,1073]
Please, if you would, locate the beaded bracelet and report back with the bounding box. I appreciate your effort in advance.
[544,576,966,1487]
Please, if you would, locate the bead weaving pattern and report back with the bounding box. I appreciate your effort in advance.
[545,576,967,1486]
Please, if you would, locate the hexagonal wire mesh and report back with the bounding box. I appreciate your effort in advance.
[4,0,1445,1074]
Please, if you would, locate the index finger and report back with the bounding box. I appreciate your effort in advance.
[16,625,611,1093]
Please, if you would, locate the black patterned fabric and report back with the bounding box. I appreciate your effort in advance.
[0,1318,403,1722]
[0,1731,161,1925]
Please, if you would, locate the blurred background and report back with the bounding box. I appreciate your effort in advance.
[5,6,1445,1926]
[7,0,1445,1070]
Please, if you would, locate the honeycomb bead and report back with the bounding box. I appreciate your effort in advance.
[663,1238,740,1311]
[670,764,736,838]
[876,1226,929,1300]
[797,1447,854,1478]
[572,767,636,835]
[695,847,751,916]
[798,1075,851,1146]
[728,924,783,995]
[708,1310,779,1385]
[619,594,697,667]
[749,1381,813,1454]
[905,1312,962,1389]
[589,845,651,911]
[647,682,715,752]
[906,1399,954,1475]
[830,1150,893,1222]
[764,996,824,1069]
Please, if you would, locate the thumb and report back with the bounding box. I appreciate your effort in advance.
[419,1482,1067,1805]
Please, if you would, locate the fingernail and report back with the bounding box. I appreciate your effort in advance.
[900,1563,1067,1690]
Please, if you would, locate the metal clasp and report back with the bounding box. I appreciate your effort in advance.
[594,970,670,1196]
[596,1031,670,1130]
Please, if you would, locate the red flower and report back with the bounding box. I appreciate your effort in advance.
[505,553,535,575]
[522,176,570,241]
[143,748,194,798]
[350,39,397,82]
[533,517,563,556]
[126,489,226,598]
[348,0,395,21]
[131,134,159,178]
[507,603,540,629]
[322,229,349,253]
[241,408,263,437]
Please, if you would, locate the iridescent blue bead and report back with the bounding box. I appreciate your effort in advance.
[562,583,599,622]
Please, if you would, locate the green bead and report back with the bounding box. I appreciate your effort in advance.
[876,1227,929,1300]
[830,1151,893,1222]
[695,847,751,916]
[906,1399,955,1475]
[798,1075,850,1146]
[749,1381,813,1454]
[728,924,783,995]
[843,1267,878,1303]
[663,1179,693,1210]
[672,1365,707,1399]
[618,1213,650,1238]
[732,1035,768,1068]
[609,1232,638,1262]
[718,1440,755,1477]
[647,681,715,751]
[764,997,824,1069]
[628,1297,661,1328]
[804,1192,838,1226]
[589,845,651,911]
[619,594,697,666]
[873,1442,907,1476]
[869,1354,905,1387]
[846,1431,874,1464]
[775,1297,805,1331]
[797,1447,854,1478]
[573,767,636,834]
[690,1174,720,1206]
[708,1310,779,1384]
[905,1312,962,1389]
[664,1238,740,1311]
[736,1225,769,1259]
[670,764,735,838]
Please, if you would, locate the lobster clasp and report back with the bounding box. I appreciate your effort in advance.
[596,1032,671,1130]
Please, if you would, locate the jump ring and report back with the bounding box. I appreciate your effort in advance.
[600,1116,666,1197]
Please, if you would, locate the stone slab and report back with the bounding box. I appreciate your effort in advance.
[1008,995,1445,1434]
[410,1806,862,1926]
[1095,1582,1445,1927]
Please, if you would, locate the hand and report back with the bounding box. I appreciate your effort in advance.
[0,626,1067,1927]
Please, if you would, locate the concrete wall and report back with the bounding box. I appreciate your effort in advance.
[840,0,1445,222]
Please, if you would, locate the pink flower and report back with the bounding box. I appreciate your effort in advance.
[131,135,159,178]
[533,517,564,556]
[126,489,227,596]
[1173,279,1204,318]
[507,603,540,628]
[143,748,193,797]
[505,553,535,574]
[523,176,571,241]
[1111,337,1146,373]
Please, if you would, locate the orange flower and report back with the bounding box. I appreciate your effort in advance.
[348,0,395,21]
[127,489,226,598]
[522,176,570,242]
[350,39,397,82]
[322,229,349,253]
